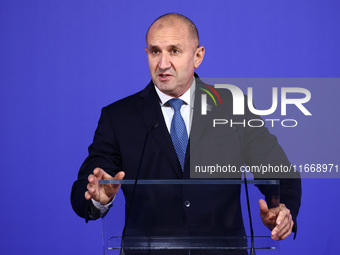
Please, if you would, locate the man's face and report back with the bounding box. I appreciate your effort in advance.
[145,19,204,97]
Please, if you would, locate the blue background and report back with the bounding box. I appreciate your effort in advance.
[1,0,339,254]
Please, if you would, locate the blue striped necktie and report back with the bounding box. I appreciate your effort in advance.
[168,98,188,170]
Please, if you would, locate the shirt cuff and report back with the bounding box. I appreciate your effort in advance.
[91,197,114,213]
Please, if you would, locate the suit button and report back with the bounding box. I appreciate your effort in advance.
[184,200,190,208]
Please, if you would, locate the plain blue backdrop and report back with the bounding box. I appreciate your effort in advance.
[1,0,339,254]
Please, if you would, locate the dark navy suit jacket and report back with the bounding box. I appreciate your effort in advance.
[71,76,301,253]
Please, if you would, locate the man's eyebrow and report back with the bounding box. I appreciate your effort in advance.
[168,44,182,49]
[148,44,160,49]
[147,44,182,49]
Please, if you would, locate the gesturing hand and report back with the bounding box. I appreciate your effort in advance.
[259,199,294,240]
[85,168,125,205]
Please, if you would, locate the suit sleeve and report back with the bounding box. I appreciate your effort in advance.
[241,97,302,237]
[71,107,122,221]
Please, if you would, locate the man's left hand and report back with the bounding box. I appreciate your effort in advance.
[258,199,294,240]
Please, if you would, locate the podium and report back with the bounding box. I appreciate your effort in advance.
[99,179,280,254]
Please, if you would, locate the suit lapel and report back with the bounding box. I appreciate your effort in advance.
[189,79,216,156]
[136,82,183,178]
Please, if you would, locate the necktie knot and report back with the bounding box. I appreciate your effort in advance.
[168,98,184,112]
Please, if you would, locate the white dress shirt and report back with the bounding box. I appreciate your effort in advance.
[154,78,196,135]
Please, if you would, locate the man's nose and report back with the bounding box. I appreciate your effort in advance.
[158,54,171,70]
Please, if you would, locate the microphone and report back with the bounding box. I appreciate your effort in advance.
[233,126,256,255]
[120,122,158,255]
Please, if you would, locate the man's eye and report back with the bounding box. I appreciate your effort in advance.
[172,49,179,54]
[152,50,159,54]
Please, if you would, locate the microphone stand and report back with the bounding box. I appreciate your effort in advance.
[234,127,256,255]
[120,122,158,255]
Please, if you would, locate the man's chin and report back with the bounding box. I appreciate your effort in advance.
[156,84,181,97]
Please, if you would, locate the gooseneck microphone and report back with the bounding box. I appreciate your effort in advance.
[120,122,159,255]
[233,127,256,255]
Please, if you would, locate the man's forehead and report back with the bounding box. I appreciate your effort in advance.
[147,24,190,46]
[148,18,188,38]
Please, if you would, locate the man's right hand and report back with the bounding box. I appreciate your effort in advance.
[85,168,125,205]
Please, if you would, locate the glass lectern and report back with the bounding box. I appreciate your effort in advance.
[99,179,280,255]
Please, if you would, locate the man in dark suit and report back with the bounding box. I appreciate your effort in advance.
[71,13,301,253]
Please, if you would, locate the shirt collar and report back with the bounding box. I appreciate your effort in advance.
[154,78,196,108]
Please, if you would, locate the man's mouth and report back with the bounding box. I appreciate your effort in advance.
[159,74,172,78]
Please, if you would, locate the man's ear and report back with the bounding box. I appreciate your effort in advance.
[194,46,205,69]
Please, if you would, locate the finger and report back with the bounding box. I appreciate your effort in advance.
[94,168,115,181]
[272,211,293,240]
[276,205,290,226]
[93,167,103,176]
[276,213,293,238]
[272,217,287,239]
[274,215,288,233]
[279,221,294,240]
[111,171,125,192]
[265,204,286,233]
[258,199,269,214]
[274,221,292,240]
[87,182,96,194]
[114,171,125,180]
[93,168,105,180]
[88,174,95,183]
[85,191,91,200]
